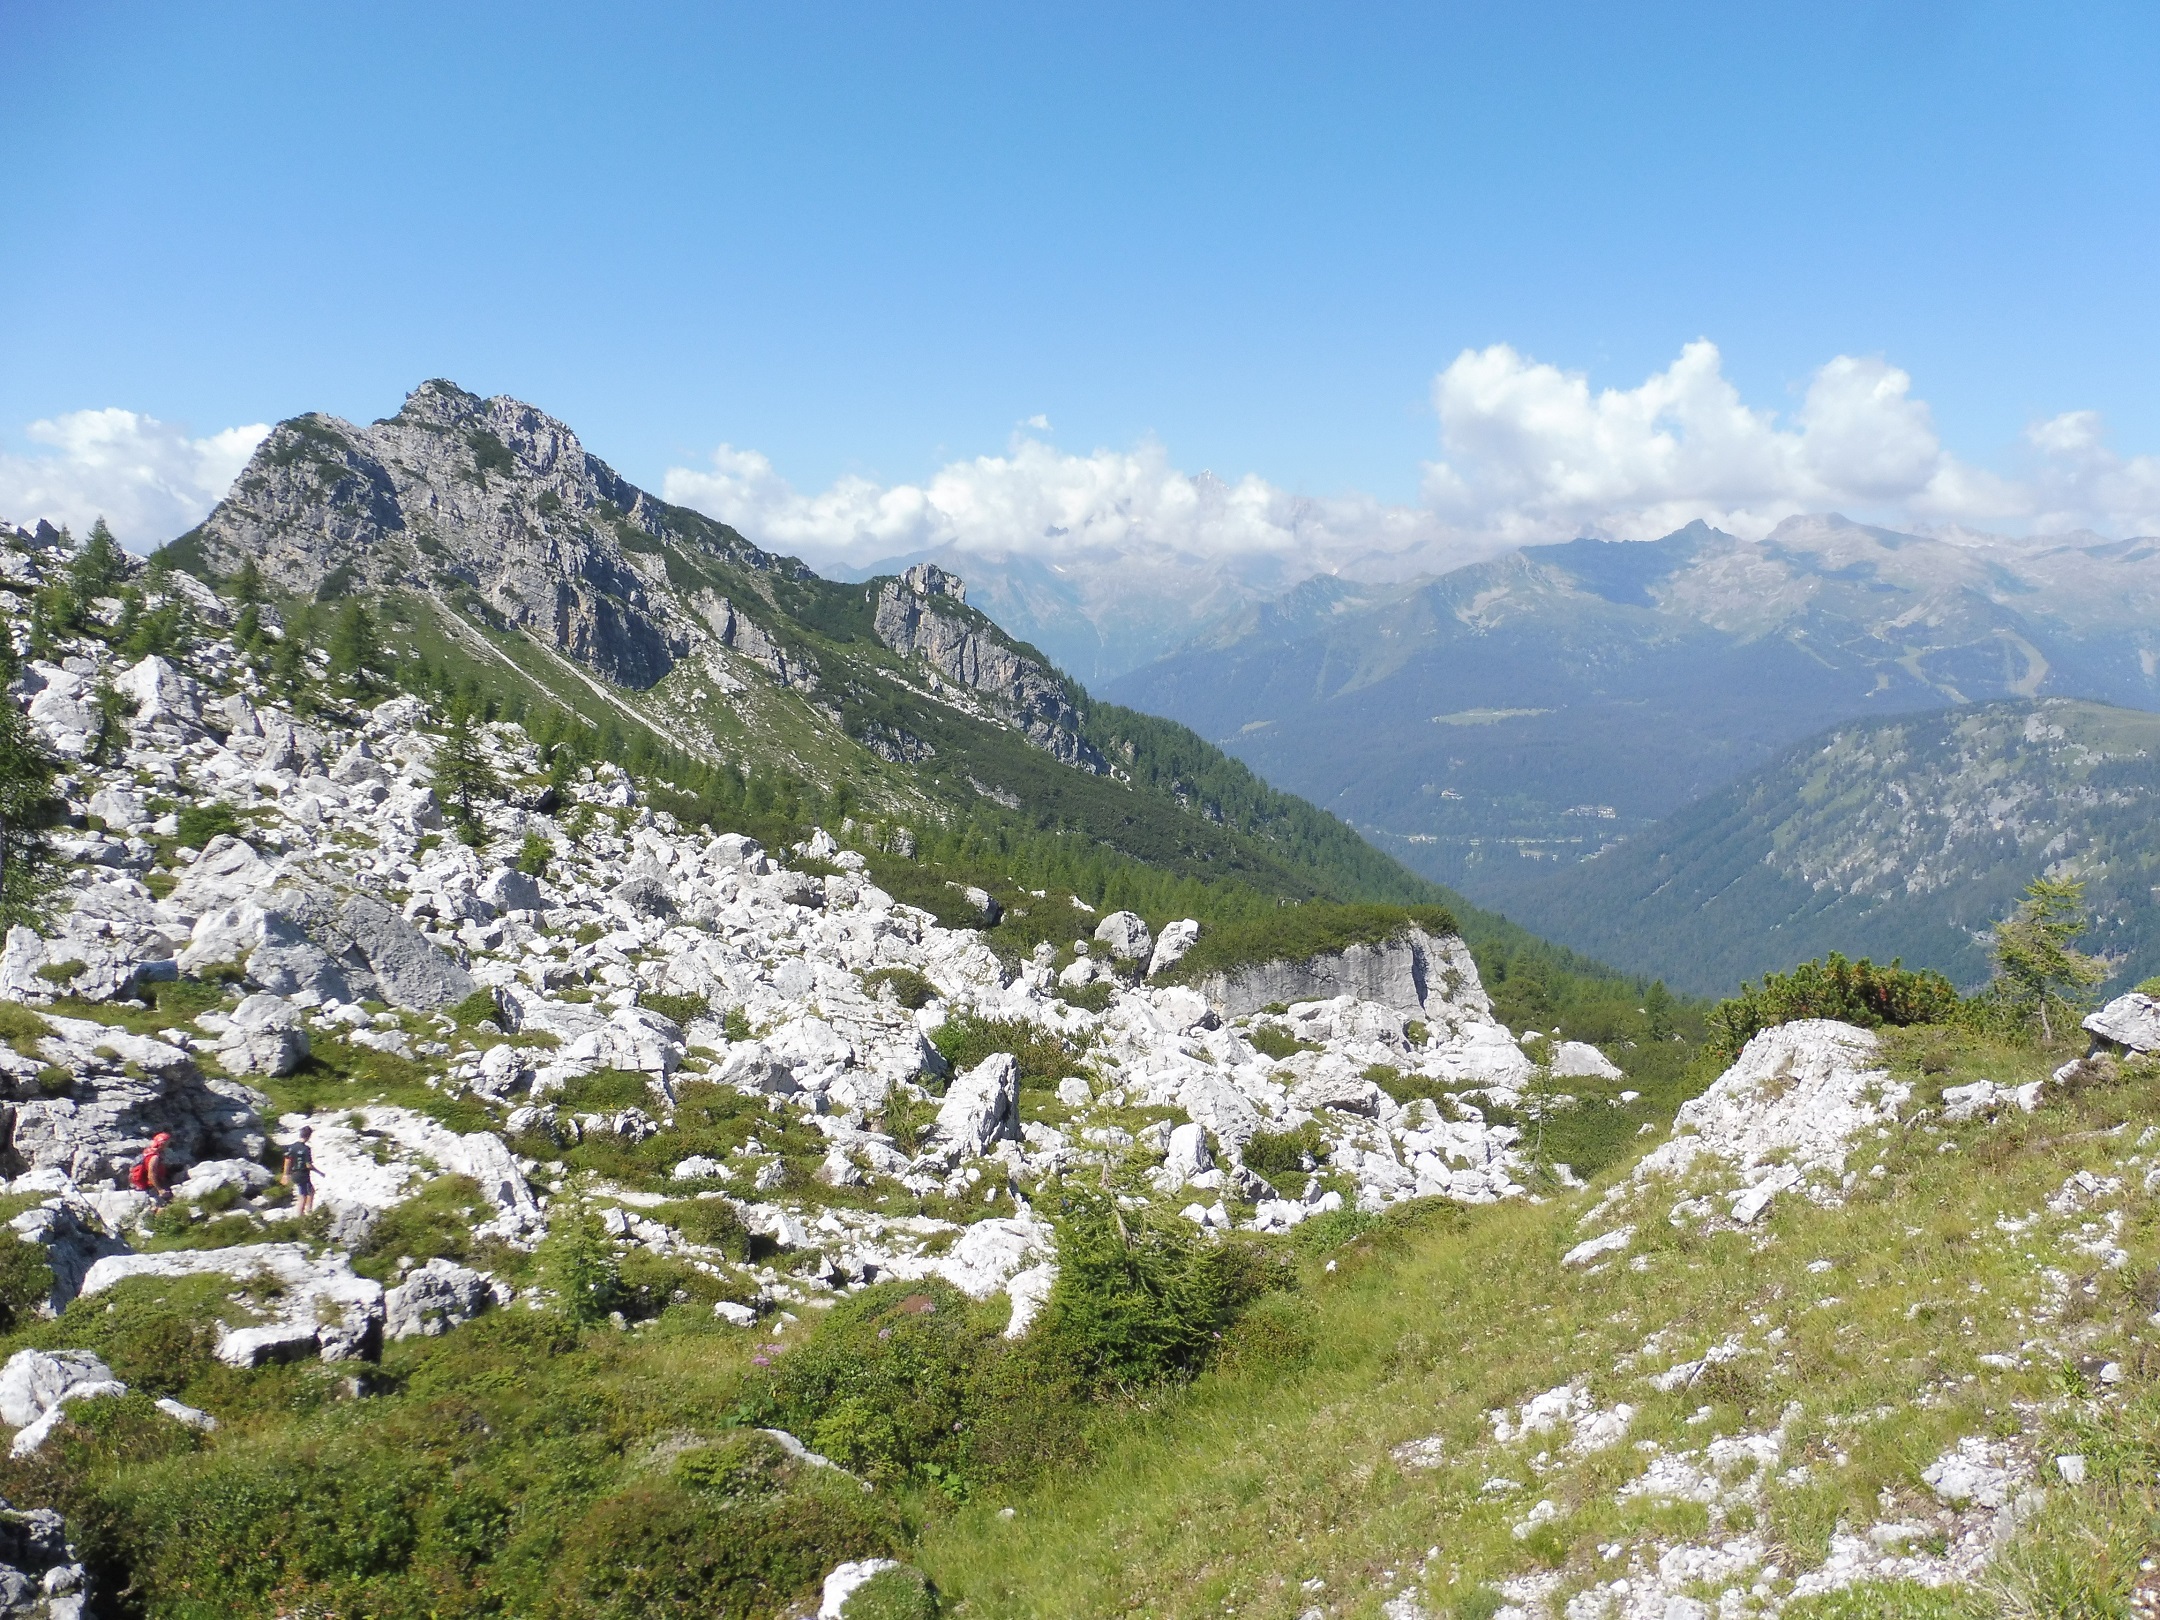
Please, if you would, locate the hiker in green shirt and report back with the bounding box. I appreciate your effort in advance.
[281,1125,319,1216]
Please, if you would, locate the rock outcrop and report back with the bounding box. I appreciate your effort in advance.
[1191,925,1486,1023]
[0,1486,91,1616]
[2085,991,2160,1056]
[872,565,1108,773]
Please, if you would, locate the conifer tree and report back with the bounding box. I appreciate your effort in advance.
[1988,876,2109,1042]
[227,557,264,605]
[0,702,62,928]
[433,709,502,845]
[326,599,380,688]
[68,518,128,610]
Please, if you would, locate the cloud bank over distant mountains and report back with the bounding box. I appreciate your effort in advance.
[667,341,2160,575]
[662,436,1450,576]
[7,343,2156,566]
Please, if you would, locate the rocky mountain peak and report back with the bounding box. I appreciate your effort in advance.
[898,562,967,604]
[387,377,491,429]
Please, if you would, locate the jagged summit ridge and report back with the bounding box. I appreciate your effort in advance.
[177,379,797,688]
[172,385,1120,789]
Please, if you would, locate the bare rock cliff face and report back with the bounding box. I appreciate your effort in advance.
[1193,927,1490,1022]
[873,565,1108,773]
[178,380,795,690]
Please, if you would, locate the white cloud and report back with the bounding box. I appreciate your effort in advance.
[662,432,1456,576]
[1420,340,2158,542]
[0,409,269,552]
[1424,340,1994,541]
[666,341,2159,587]
[2018,408,2160,534]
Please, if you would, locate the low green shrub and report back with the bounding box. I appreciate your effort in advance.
[174,802,243,847]
[1706,953,1962,1061]
[1034,1192,1291,1387]
[448,988,501,1027]
[0,1236,54,1328]
[639,991,710,1027]
[1291,1206,1384,1254]
[1213,1292,1318,1375]
[651,1197,750,1258]
[536,1203,623,1324]
[930,1013,1082,1090]
[145,976,228,1020]
[753,1280,1003,1485]
[616,1248,723,1318]
[841,1564,940,1619]
[351,1175,490,1281]
[547,1474,895,1620]
[1246,1025,1317,1061]
[864,967,939,1010]
[515,831,552,876]
[47,1274,230,1396]
[560,1068,654,1113]
[0,1003,52,1050]
[1242,1121,1325,1180]
[89,1441,436,1604]
[1052,979,1115,1013]
[1371,1068,1451,1107]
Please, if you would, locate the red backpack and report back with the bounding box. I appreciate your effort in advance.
[128,1158,150,1190]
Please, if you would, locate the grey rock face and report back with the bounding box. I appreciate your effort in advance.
[0,1489,89,1618]
[934,1053,1020,1156]
[1193,926,1486,1022]
[329,895,476,1011]
[8,1200,130,1314]
[180,380,806,691]
[216,994,311,1077]
[691,591,814,688]
[1146,919,1200,978]
[1,1015,268,1190]
[478,867,544,914]
[0,1349,116,1428]
[80,1244,384,1366]
[2086,992,2160,1055]
[384,1259,503,1340]
[1093,911,1153,962]
[113,654,202,735]
[872,565,1108,773]
[610,872,675,919]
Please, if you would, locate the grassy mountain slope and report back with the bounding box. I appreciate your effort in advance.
[1478,698,2160,999]
[915,1025,2158,1617]
[12,994,2146,1617]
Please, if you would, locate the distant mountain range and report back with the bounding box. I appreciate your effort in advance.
[1104,517,2160,910]
[1477,698,2160,997]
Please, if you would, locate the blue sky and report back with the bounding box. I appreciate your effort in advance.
[3,1,2157,557]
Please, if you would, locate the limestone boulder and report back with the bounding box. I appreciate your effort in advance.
[934,1053,1019,1156]
[1093,911,1153,962]
[1146,918,1200,977]
[384,1259,505,1340]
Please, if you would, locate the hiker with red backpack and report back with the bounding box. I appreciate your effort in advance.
[129,1132,174,1205]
